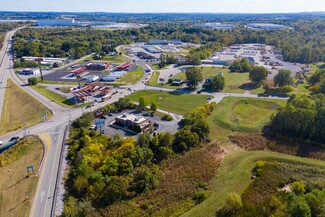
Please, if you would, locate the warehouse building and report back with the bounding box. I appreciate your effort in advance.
[86,62,109,70]
[37,19,77,26]
[246,23,292,30]
[195,23,238,29]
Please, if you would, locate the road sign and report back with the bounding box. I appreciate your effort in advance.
[96,120,105,127]
[41,113,47,121]
[26,165,34,173]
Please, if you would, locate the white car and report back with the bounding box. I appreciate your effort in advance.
[0,141,3,146]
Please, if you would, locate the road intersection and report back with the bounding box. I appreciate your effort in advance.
[0,29,288,217]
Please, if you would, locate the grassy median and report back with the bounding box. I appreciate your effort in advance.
[30,85,75,108]
[0,79,52,135]
[119,67,144,84]
[0,136,44,217]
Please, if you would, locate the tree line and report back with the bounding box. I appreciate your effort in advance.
[268,94,325,143]
[12,17,325,64]
[63,102,216,216]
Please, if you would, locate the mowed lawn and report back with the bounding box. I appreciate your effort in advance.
[147,71,160,86]
[0,79,52,134]
[207,97,286,135]
[31,85,75,108]
[126,90,212,115]
[181,150,325,217]
[0,136,43,217]
[147,71,181,89]
[173,67,250,93]
[84,55,128,65]
[119,67,144,84]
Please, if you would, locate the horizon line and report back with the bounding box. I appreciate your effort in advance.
[0,10,324,14]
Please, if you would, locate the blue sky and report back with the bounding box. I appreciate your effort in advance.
[0,0,324,13]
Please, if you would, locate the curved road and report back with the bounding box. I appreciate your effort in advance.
[0,31,288,217]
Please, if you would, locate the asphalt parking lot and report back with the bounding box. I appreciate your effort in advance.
[91,110,181,138]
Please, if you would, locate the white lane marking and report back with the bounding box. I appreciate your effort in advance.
[40,191,46,203]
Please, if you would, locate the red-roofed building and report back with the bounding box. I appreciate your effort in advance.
[86,62,109,70]
[72,67,87,75]
[117,62,131,70]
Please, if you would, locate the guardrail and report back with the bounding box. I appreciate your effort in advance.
[50,125,69,217]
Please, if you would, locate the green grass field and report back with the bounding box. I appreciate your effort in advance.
[0,136,43,217]
[118,67,144,84]
[181,150,325,217]
[0,79,52,135]
[31,85,75,108]
[171,67,250,93]
[84,55,128,65]
[126,90,212,115]
[146,71,182,89]
[207,97,286,137]
[147,71,160,86]
[150,63,170,70]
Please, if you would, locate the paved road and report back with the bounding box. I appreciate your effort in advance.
[0,34,289,217]
[0,28,24,119]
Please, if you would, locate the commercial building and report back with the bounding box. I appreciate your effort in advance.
[136,51,156,59]
[195,23,238,29]
[115,113,151,132]
[22,56,67,67]
[72,67,87,75]
[142,46,162,54]
[37,19,77,26]
[109,71,127,79]
[19,68,40,75]
[148,39,182,45]
[117,62,131,70]
[246,23,292,30]
[86,62,109,70]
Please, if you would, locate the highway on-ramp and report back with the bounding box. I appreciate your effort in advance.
[0,28,289,217]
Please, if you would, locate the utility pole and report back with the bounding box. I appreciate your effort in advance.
[35,58,44,81]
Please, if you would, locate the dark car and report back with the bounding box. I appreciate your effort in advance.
[143,112,150,116]
[9,136,20,142]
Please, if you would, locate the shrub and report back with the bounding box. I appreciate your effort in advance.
[28,77,38,85]
[162,114,173,121]
[280,85,294,93]
[192,190,208,204]
[53,62,59,68]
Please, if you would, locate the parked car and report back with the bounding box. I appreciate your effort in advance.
[0,141,3,146]
[9,136,20,142]
[91,102,98,106]
[206,97,212,100]
[108,113,114,116]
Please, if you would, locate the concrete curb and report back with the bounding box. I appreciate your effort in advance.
[51,125,69,217]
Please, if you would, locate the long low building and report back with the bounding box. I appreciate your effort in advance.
[246,23,293,30]
[18,68,40,75]
[86,62,109,70]
[195,23,238,29]
[22,56,67,67]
